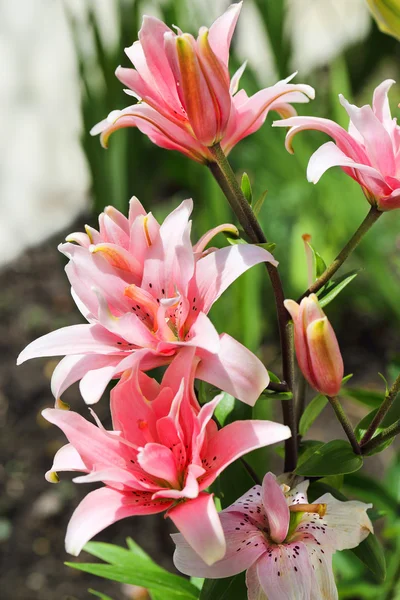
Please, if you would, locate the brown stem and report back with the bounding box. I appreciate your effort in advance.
[208,143,297,471]
[360,373,400,447]
[328,396,361,455]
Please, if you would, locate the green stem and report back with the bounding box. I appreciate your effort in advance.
[361,420,400,455]
[360,373,400,447]
[208,143,298,472]
[328,396,361,455]
[298,206,382,302]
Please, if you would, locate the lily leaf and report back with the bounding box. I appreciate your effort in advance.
[200,573,247,600]
[295,440,363,477]
[318,270,359,307]
[66,541,199,599]
[299,394,328,436]
[241,172,252,204]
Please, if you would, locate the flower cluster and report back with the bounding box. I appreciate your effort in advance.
[17,2,387,598]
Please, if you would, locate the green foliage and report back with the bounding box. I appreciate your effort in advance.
[200,573,247,600]
[299,394,328,436]
[295,440,363,477]
[66,541,199,599]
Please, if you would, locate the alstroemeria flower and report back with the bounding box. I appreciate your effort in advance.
[284,294,344,397]
[90,2,315,162]
[42,349,291,564]
[274,79,400,211]
[18,198,275,406]
[173,472,373,599]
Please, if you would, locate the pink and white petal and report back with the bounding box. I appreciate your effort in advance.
[152,464,200,500]
[208,2,242,66]
[42,408,131,471]
[142,199,195,298]
[72,467,144,490]
[193,223,239,254]
[17,324,122,365]
[262,473,289,544]
[168,493,226,566]
[45,443,87,482]
[51,354,121,400]
[95,104,207,163]
[312,493,373,551]
[223,82,315,151]
[224,485,269,531]
[246,562,268,600]
[110,362,158,445]
[183,312,220,354]
[373,79,396,131]
[200,419,291,489]
[273,116,370,164]
[137,16,181,112]
[65,487,171,555]
[304,543,338,600]
[172,509,265,578]
[379,188,400,211]
[137,443,179,488]
[339,95,396,176]
[256,542,316,600]
[193,244,277,315]
[306,141,385,185]
[79,363,118,405]
[285,479,310,506]
[196,333,270,405]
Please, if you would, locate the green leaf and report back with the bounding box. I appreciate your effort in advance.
[200,573,247,600]
[241,172,252,204]
[298,394,328,436]
[295,440,363,477]
[341,387,384,408]
[352,533,386,582]
[252,189,267,217]
[296,440,324,468]
[355,408,395,455]
[267,370,281,383]
[262,390,293,401]
[256,242,276,254]
[70,542,199,599]
[318,270,359,307]
[344,473,399,515]
[213,392,236,427]
[89,590,115,600]
[306,241,327,279]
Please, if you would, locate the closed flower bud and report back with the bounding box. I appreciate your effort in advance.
[367,0,400,40]
[285,294,344,396]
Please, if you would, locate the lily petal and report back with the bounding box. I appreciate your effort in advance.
[173,509,265,577]
[196,333,270,405]
[168,493,226,566]
[65,487,171,556]
[262,473,290,544]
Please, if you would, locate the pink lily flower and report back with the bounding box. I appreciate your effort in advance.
[18,197,276,406]
[90,3,315,162]
[42,349,291,564]
[274,79,400,211]
[173,472,373,599]
[284,295,344,397]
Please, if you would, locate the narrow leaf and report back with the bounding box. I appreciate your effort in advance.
[352,533,386,582]
[299,394,328,436]
[89,590,115,600]
[318,271,358,307]
[241,172,252,204]
[200,573,247,600]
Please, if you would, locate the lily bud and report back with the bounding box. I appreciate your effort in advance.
[285,294,344,396]
[367,0,400,40]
